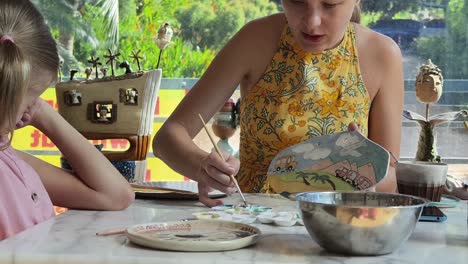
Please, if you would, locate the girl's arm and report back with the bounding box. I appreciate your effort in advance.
[17,99,134,210]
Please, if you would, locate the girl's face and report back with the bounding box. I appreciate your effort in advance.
[282,0,359,52]
[0,69,52,134]
[15,69,54,123]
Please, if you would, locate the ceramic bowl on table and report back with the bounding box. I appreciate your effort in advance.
[296,191,427,256]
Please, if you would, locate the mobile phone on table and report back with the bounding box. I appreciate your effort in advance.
[419,206,447,222]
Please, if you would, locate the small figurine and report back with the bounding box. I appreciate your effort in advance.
[119,88,138,105]
[84,67,92,80]
[69,69,78,81]
[104,49,121,77]
[65,89,82,105]
[127,89,137,104]
[100,67,108,78]
[119,60,133,74]
[155,22,173,69]
[97,105,109,122]
[403,59,468,162]
[87,56,102,80]
[131,50,144,71]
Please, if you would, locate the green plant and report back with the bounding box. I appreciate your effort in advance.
[416,0,468,79]
[175,0,278,50]
[157,38,216,78]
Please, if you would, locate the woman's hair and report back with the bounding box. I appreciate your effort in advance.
[0,0,59,142]
[351,3,361,24]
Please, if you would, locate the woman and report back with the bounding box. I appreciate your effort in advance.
[153,0,403,207]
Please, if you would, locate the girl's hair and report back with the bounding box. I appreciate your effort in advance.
[351,4,361,24]
[0,0,59,143]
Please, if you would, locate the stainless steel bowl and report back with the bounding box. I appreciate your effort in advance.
[296,192,427,256]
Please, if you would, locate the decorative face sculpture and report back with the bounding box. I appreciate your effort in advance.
[415,60,443,104]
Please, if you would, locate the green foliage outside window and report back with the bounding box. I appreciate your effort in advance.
[416,0,468,79]
[33,0,467,80]
[34,0,277,78]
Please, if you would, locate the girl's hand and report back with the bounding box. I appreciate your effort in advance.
[15,98,47,129]
[197,151,239,207]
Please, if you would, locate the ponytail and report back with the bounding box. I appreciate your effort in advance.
[351,4,361,24]
[0,39,30,146]
[0,0,58,147]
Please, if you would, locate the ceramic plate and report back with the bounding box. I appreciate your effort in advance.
[265,131,389,194]
[126,220,261,251]
[131,181,226,200]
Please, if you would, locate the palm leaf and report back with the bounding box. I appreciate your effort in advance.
[96,0,119,47]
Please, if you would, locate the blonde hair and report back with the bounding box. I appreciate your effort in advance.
[0,0,59,146]
[351,3,361,24]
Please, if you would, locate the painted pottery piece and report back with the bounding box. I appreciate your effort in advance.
[126,220,260,251]
[264,131,390,194]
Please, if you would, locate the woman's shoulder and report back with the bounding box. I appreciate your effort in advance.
[237,13,286,45]
[247,13,286,28]
[354,23,403,99]
[354,23,402,62]
[231,13,286,88]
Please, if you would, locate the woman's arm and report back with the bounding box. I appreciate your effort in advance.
[153,15,284,194]
[17,99,134,210]
[366,34,404,192]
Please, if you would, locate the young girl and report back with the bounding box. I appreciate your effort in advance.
[153,0,404,207]
[0,0,134,240]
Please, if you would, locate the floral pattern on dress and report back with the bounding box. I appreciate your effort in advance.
[238,24,371,193]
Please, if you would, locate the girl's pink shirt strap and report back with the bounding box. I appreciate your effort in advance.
[0,140,54,240]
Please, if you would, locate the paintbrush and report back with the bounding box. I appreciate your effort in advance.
[198,114,249,207]
[96,228,126,236]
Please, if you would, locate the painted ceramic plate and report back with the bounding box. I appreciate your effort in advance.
[131,181,226,200]
[126,220,261,251]
[265,131,390,194]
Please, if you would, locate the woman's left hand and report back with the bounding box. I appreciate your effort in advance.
[348,122,360,132]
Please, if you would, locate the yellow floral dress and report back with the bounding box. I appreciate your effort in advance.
[238,23,371,193]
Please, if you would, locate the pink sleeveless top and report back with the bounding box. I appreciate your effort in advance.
[0,138,54,240]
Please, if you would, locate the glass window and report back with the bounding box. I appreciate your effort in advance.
[362,0,467,161]
[29,0,466,171]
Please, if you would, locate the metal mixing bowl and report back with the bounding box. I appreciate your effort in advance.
[296,192,427,256]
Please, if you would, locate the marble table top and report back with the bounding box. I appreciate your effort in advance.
[0,194,466,264]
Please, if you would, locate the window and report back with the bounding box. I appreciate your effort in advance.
[24,1,467,183]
